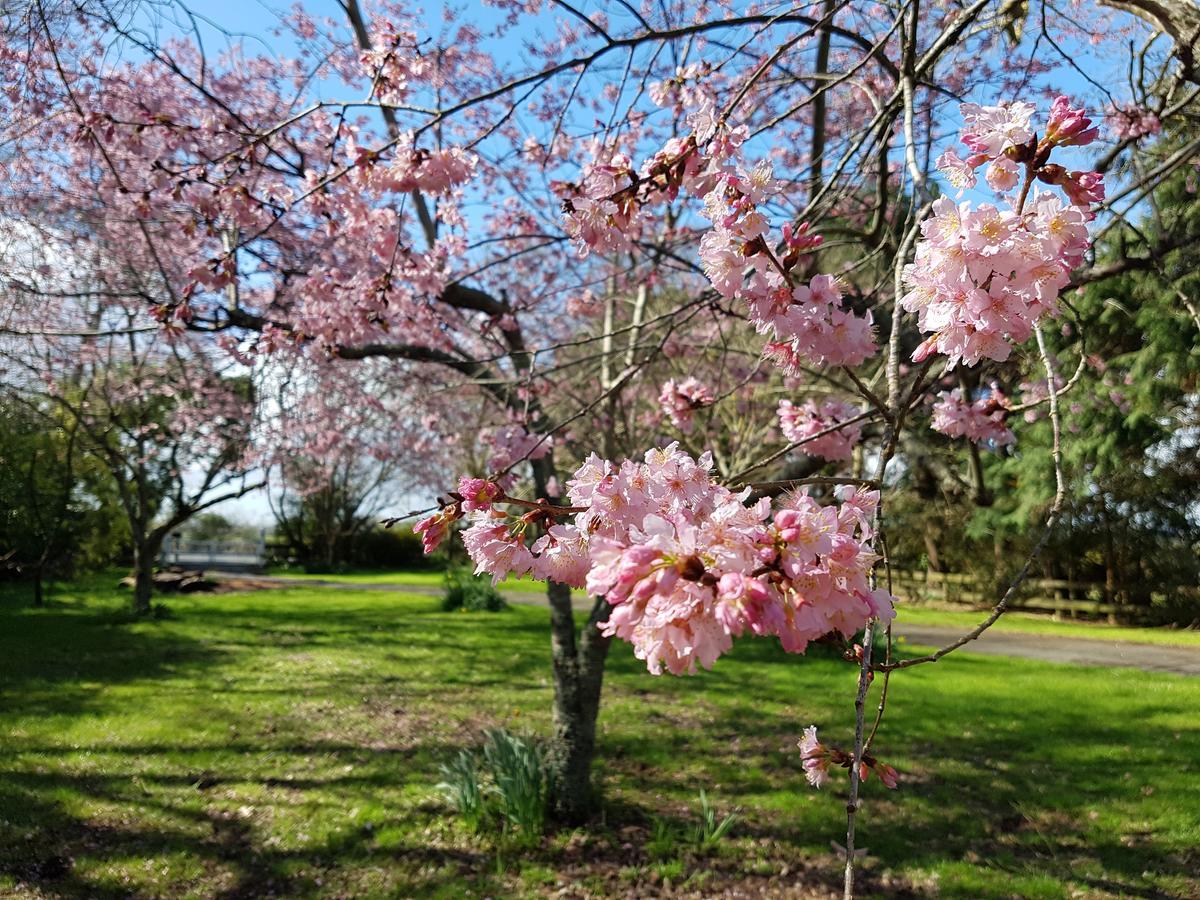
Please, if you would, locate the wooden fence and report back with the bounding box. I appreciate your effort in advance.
[889,569,1199,621]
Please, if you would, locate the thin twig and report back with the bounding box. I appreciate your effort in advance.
[877,324,1067,672]
[842,620,875,899]
[747,476,880,492]
[725,410,879,485]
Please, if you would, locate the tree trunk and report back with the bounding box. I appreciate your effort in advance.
[1104,526,1119,625]
[132,542,155,616]
[923,531,941,573]
[526,454,613,823]
[32,562,45,608]
[543,582,611,824]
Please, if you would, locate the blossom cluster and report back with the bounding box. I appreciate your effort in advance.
[484,424,550,479]
[1109,104,1161,140]
[936,97,1099,199]
[560,147,642,256]
[799,726,898,790]
[357,130,477,197]
[931,388,1015,447]
[648,63,713,113]
[903,98,1101,368]
[562,102,875,372]
[723,258,876,371]
[416,444,895,675]
[658,377,714,432]
[777,398,863,462]
[359,23,428,105]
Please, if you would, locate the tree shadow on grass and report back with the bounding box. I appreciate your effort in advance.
[0,733,497,899]
[598,635,1200,897]
[1,774,334,899]
[0,600,224,721]
[7,582,1195,897]
[0,588,541,897]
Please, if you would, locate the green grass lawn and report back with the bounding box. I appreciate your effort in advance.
[1,577,1197,899]
[265,567,1200,648]
[266,567,584,595]
[265,567,448,587]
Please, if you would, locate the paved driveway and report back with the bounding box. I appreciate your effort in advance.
[891,624,1200,676]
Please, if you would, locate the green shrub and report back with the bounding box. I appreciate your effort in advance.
[442,567,508,612]
[351,525,446,569]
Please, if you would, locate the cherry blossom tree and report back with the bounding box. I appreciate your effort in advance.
[3,319,262,613]
[3,1,1199,890]
[263,360,462,568]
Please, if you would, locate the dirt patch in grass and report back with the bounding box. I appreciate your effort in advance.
[481,819,930,899]
[207,576,287,594]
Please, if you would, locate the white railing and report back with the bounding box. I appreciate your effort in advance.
[160,533,267,571]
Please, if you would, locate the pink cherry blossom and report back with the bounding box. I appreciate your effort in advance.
[414,505,463,554]
[931,388,1015,447]
[985,157,1020,192]
[485,425,551,473]
[1060,170,1105,209]
[1109,104,1161,140]
[777,398,863,462]
[428,444,893,675]
[458,477,502,512]
[876,763,900,789]
[903,99,1101,368]
[798,724,899,790]
[561,104,873,373]
[799,726,832,788]
[959,100,1035,157]
[461,519,536,584]
[658,377,715,432]
[936,148,978,192]
[531,524,591,588]
[1045,96,1099,147]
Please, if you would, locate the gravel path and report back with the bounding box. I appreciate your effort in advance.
[220,574,1200,677]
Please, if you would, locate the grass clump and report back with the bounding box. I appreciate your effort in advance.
[436,750,486,830]
[693,788,738,853]
[645,788,738,869]
[437,729,547,846]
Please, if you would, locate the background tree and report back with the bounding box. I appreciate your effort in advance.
[263,360,462,570]
[178,511,261,545]
[1,305,264,614]
[0,396,86,604]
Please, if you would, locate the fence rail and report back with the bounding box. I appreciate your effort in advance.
[890,569,1199,620]
[160,536,267,573]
